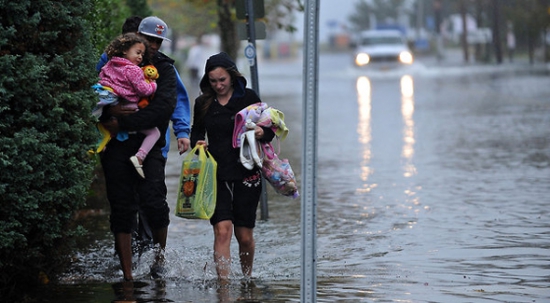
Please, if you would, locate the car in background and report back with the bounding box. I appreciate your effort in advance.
[353,30,414,68]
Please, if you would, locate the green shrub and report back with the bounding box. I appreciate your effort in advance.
[89,0,133,55]
[126,0,153,20]
[0,0,98,299]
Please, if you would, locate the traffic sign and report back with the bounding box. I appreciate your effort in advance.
[244,43,256,66]
[236,0,264,19]
[237,21,266,40]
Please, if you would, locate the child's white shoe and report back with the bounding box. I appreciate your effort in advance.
[130,156,145,178]
[240,132,255,170]
[246,130,263,168]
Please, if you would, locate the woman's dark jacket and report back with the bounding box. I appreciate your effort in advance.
[191,80,275,181]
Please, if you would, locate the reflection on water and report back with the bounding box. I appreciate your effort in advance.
[400,75,416,178]
[356,76,374,193]
[356,75,417,184]
[40,53,550,303]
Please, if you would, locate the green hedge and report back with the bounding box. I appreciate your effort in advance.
[89,0,133,55]
[0,0,98,299]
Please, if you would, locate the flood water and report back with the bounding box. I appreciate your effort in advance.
[42,51,550,302]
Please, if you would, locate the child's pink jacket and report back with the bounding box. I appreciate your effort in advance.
[98,57,157,102]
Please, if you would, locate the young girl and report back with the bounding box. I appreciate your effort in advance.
[96,33,160,178]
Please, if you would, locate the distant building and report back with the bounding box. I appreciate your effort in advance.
[441,13,478,44]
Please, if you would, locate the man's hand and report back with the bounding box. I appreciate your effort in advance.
[177,138,190,154]
[108,102,138,116]
[101,117,119,137]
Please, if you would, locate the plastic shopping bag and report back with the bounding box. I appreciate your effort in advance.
[175,145,217,219]
[261,143,299,199]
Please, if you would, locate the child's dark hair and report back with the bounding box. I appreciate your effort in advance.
[104,33,150,61]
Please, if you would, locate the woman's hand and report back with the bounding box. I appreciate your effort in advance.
[195,140,208,150]
[254,126,264,139]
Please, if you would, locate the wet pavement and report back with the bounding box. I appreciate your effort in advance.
[44,48,550,302]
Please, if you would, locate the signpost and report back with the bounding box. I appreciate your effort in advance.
[301,0,319,302]
[236,5,320,301]
[235,0,269,220]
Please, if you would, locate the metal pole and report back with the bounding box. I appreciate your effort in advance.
[301,0,319,302]
[245,0,259,91]
[416,0,423,38]
[245,0,268,220]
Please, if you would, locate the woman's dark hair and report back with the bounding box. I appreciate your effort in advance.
[104,33,150,62]
[195,65,244,124]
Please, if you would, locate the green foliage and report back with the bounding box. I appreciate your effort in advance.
[348,0,372,31]
[149,0,218,38]
[148,0,303,59]
[264,0,304,33]
[89,0,132,54]
[127,0,153,18]
[349,0,406,31]
[0,0,98,298]
[502,0,549,45]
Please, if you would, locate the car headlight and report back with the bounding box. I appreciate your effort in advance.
[399,51,413,64]
[355,53,370,66]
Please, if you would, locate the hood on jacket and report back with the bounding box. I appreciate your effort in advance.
[199,52,247,94]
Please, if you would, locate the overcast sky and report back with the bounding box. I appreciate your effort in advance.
[293,0,356,43]
[292,0,418,43]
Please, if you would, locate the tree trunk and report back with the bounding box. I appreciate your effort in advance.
[528,33,535,64]
[460,0,469,63]
[474,0,483,62]
[217,0,239,60]
[170,29,178,55]
[492,0,503,64]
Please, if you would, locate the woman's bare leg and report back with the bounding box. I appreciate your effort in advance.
[235,226,255,277]
[213,220,233,280]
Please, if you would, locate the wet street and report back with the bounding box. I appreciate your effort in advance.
[46,50,550,302]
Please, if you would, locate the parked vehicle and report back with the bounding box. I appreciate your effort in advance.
[353,29,413,68]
